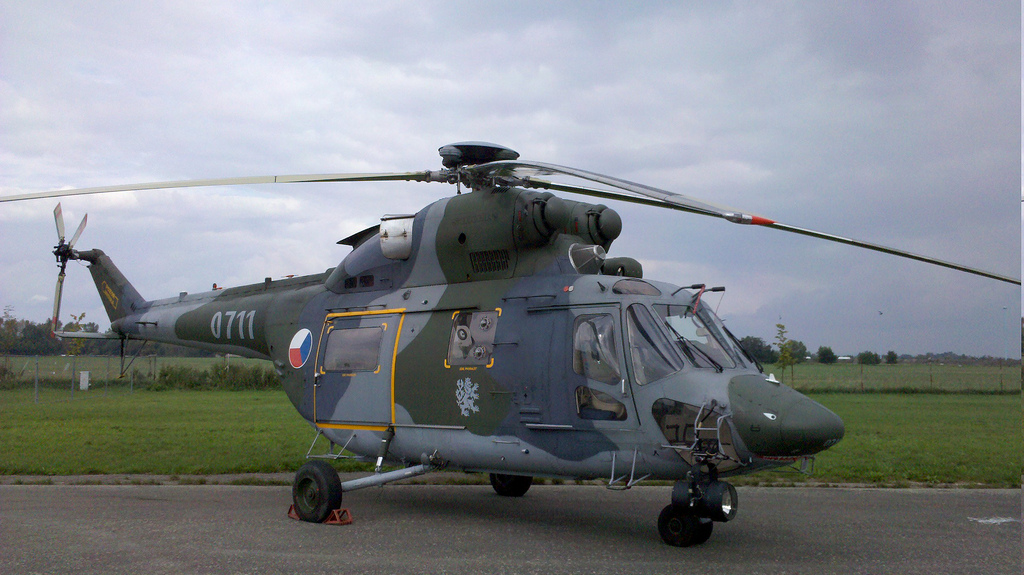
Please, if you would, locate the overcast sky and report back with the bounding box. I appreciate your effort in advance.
[1,1,1019,358]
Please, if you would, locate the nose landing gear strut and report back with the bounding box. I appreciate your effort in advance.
[658,464,738,547]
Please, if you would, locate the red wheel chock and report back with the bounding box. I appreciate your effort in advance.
[287,505,353,525]
[325,508,353,525]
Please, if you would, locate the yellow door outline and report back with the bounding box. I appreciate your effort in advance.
[313,308,406,431]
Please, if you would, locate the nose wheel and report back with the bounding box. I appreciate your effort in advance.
[658,504,714,547]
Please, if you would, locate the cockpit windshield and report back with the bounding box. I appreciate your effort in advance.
[625,304,685,385]
[654,304,738,369]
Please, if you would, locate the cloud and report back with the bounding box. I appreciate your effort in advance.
[0,1,1018,357]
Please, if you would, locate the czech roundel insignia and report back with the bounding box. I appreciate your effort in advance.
[288,328,313,369]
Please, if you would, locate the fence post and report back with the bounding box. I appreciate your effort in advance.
[34,356,39,404]
[71,356,75,399]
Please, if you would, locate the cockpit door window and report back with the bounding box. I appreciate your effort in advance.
[572,314,622,386]
[576,386,627,421]
[571,311,637,424]
[625,303,685,385]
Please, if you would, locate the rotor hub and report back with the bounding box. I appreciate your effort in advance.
[438,142,519,169]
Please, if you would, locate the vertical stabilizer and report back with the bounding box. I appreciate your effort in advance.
[75,249,147,321]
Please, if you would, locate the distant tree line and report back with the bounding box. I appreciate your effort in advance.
[738,334,1011,367]
[738,334,809,365]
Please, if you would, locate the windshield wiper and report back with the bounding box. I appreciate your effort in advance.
[662,320,723,372]
[685,338,724,372]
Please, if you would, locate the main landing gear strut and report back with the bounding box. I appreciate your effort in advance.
[658,465,738,547]
[290,451,443,524]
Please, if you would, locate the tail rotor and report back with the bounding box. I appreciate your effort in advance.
[51,202,87,333]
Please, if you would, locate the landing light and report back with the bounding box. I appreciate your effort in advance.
[697,480,738,522]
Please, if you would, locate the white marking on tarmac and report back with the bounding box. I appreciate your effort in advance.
[967,517,1020,525]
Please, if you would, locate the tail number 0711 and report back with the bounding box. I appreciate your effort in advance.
[210,310,256,340]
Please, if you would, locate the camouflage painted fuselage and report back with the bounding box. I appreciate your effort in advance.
[79,185,844,481]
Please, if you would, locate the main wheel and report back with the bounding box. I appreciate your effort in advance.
[292,460,342,523]
[489,473,533,497]
[658,504,712,547]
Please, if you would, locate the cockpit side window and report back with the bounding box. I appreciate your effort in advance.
[572,314,621,385]
[625,304,685,385]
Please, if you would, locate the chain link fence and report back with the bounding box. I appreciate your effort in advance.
[0,355,279,403]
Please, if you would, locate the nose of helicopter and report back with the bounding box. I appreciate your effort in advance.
[728,374,844,458]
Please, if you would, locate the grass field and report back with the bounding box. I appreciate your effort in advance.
[0,388,1019,486]
[741,393,1021,487]
[0,390,309,475]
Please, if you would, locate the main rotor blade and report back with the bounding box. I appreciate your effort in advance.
[763,221,1020,285]
[0,171,440,203]
[470,160,737,218]
[53,203,65,241]
[476,161,1021,286]
[68,214,88,248]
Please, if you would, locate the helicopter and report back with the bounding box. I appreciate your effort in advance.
[5,142,1019,547]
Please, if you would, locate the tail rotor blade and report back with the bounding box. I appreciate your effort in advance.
[68,214,88,248]
[54,203,65,242]
[52,271,65,333]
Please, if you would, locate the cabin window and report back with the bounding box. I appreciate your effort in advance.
[572,314,621,386]
[625,304,684,385]
[322,327,383,372]
[576,386,627,421]
[612,278,661,296]
[447,310,499,367]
